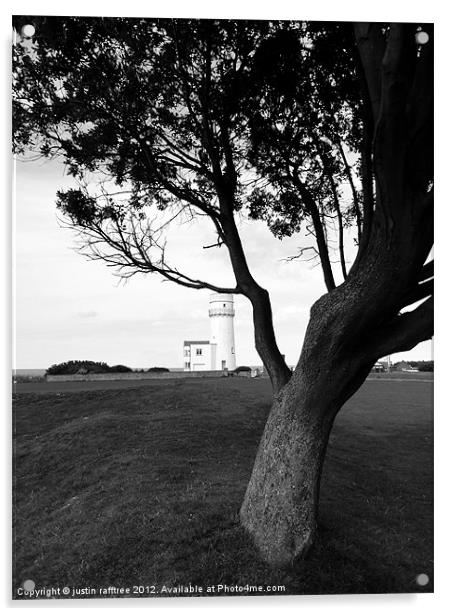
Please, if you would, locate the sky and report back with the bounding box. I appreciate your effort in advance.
[13,155,432,370]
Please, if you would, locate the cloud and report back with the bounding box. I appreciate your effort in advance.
[76,310,98,319]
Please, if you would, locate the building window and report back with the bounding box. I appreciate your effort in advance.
[184,349,190,357]
[185,362,190,369]
[196,348,203,355]
[231,347,235,354]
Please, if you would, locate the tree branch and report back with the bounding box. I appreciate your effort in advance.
[366,296,433,359]
[405,25,433,191]
[63,212,238,294]
[218,195,291,392]
[354,23,386,124]
[358,119,374,256]
[291,172,336,291]
[284,246,319,263]
[352,23,379,264]
[399,278,433,310]
[316,147,348,281]
[337,141,362,241]
[418,259,433,282]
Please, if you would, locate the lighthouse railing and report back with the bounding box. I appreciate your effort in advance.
[208,307,235,317]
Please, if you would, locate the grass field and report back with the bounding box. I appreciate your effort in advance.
[12,377,433,598]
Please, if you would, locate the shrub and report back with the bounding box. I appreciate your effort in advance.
[234,365,251,373]
[47,360,106,375]
[46,360,131,375]
[109,364,133,373]
[147,367,170,373]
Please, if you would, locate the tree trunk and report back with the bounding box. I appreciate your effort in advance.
[240,387,335,566]
[240,351,373,566]
[240,289,376,567]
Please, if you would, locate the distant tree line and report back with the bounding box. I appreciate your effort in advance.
[45,361,172,375]
[409,360,434,372]
[392,360,434,372]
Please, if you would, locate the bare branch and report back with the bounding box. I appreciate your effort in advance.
[59,208,237,294]
[203,238,224,249]
[283,246,319,263]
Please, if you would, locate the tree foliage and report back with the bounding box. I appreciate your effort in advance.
[13,18,362,284]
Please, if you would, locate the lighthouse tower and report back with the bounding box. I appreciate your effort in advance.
[209,293,236,371]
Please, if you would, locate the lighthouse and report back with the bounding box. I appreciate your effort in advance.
[182,293,237,371]
[209,293,236,371]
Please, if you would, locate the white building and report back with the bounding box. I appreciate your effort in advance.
[183,293,237,371]
[182,340,212,371]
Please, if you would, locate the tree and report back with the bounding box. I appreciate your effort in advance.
[13,17,433,566]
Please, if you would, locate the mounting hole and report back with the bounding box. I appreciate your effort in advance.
[23,579,36,592]
[21,24,36,38]
[415,31,429,45]
[416,573,429,586]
